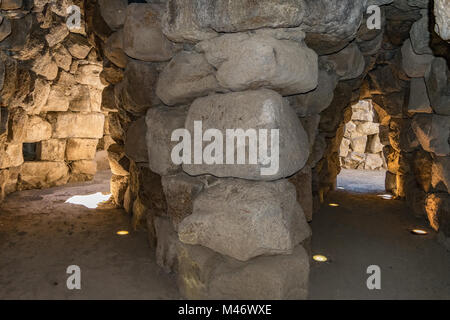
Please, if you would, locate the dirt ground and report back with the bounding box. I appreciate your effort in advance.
[1,169,449,299]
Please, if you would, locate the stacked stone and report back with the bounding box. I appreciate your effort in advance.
[339,100,387,171]
[0,0,108,202]
[91,0,322,299]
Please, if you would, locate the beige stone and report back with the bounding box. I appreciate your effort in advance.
[65,138,98,161]
[19,161,69,190]
[0,143,23,169]
[51,112,105,139]
[25,116,52,143]
[37,139,66,161]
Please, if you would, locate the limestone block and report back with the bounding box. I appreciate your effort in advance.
[432,157,450,192]
[424,58,450,116]
[19,161,69,190]
[24,116,52,143]
[65,138,98,161]
[124,117,148,163]
[401,39,434,78]
[412,114,450,156]
[37,139,66,161]
[0,143,23,169]
[98,0,128,31]
[51,112,105,139]
[288,165,314,222]
[408,78,433,114]
[321,43,365,81]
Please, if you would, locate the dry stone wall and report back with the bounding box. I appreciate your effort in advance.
[0,0,109,202]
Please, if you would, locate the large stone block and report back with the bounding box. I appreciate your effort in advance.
[196,30,318,96]
[156,51,222,106]
[401,39,434,78]
[24,116,52,143]
[424,58,450,116]
[410,15,433,55]
[98,0,128,31]
[70,160,97,182]
[161,0,305,43]
[183,89,310,181]
[110,174,129,206]
[177,242,309,300]
[412,114,450,156]
[51,112,105,139]
[288,165,313,222]
[146,106,188,176]
[18,161,69,190]
[425,193,450,235]
[0,143,23,169]
[124,117,148,163]
[155,217,179,274]
[434,0,450,41]
[37,139,66,161]
[408,78,433,114]
[107,144,130,176]
[65,138,98,161]
[178,179,311,262]
[321,43,365,81]
[123,4,178,62]
[161,172,204,230]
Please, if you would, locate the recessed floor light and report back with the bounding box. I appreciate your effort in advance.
[377,194,393,200]
[337,187,345,190]
[313,255,328,262]
[411,229,428,235]
[329,203,339,207]
[116,230,129,236]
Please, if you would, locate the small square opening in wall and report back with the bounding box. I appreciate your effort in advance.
[23,143,38,161]
[0,107,8,135]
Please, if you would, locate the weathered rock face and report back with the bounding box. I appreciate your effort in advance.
[424,58,450,116]
[432,157,450,192]
[98,0,128,31]
[183,89,310,181]
[177,242,310,300]
[425,193,450,235]
[412,114,450,156]
[178,179,311,261]
[146,106,188,176]
[51,113,105,139]
[408,78,433,114]
[196,30,318,95]
[18,161,69,190]
[124,117,148,163]
[65,138,98,161]
[123,4,178,62]
[156,51,222,106]
[401,39,434,78]
[321,43,365,81]
[434,0,450,41]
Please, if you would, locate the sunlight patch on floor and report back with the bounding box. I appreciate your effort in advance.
[65,192,111,209]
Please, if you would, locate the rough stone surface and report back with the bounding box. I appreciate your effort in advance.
[178,179,311,262]
[155,217,179,274]
[432,157,450,192]
[65,138,98,161]
[177,242,309,300]
[24,116,52,143]
[161,172,204,230]
[124,117,148,163]
[401,39,434,78]
[0,143,23,169]
[196,31,318,96]
[288,165,313,222]
[434,0,450,41]
[412,114,450,156]
[425,193,450,235]
[146,106,188,176]
[408,77,433,114]
[18,161,69,190]
[156,51,222,106]
[123,4,178,62]
[321,43,365,81]
[110,174,129,206]
[51,113,105,139]
[98,0,128,31]
[183,89,310,181]
[424,58,450,116]
[37,139,66,162]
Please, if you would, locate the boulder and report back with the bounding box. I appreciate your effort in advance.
[107,144,130,176]
[104,30,127,69]
[45,24,69,47]
[51,44,72,72]
[401,39,434,78]
[410,15,433,55]
[178,179,311,262]
[424,58,450,116]
[6,107,27,143]
[286,68,338,116]
[146,106,188,176]
[124,117,148,163]
[288,165,314,222]
[18,161,69,190]
[115,59,159,115]
[0,17,12,43]
[64,33,92,59]
[161,172,205,230]
[65,138,98,161]
[408,78,433,114]
[156,51,222,106]
[367,134,384,153]
[196,30,318,95]
[70,160,97,181]
[412,149,433,193]
[1,0,23,10]
[98,0,128,31]
[177,242,309,300]
[183,89,310,181]
[321,43,365,81]
[37,139,66,162]
[434,0,450,41]
[339,137,351,157]
[351,136,368,154]
[51,112,105,139]
[24,116,52,143]
[351,100,374,122]
[31,50,59,81]
[412,114,450,156]
[123,4,178,62]
[365,153,384,170]
[356,122,380,136]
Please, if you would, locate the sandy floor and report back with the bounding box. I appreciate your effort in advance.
[1,169,449,299]
[310,169,450,299]
[0,171,179,300]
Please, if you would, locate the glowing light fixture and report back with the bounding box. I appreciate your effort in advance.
[116,230,129,236]
[313,255,328,262]
[411,229,428,235]
[337,187,345,190]
[65,192,111,209]
[329,203,340,207]
[378,194,393,200]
